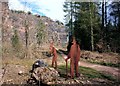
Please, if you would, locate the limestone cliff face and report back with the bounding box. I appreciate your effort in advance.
[2,2,10,42]
[1,2,67,47]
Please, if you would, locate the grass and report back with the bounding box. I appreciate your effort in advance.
[81,58,120,68]
[58,65,116,81]
[2,53,117,82]
[94,61,120,68]
[90,61,120,68]
[80,66,116,81]
[2,57,36,70]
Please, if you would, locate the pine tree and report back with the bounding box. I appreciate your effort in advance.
[109,1,120,52]
[63,2,74,35]
[36,20,45,46]
[11,29,20,52]
[110,1,120,31]
[74,2,100,50]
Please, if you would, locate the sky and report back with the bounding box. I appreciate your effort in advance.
[8,0,66,23]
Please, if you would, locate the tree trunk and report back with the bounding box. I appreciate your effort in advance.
[25,26,29,58]
[70,2,73,35]
[89,3,94,51]
[102,0,104,29]
[105,1,107,27]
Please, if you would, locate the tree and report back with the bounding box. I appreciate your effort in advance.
[63,2,79,35]
[74,2,100,50]
[36,20,46,46]
[24,19,29,58]
[89,2,94,51]
[64,2,101,50]
[101,0,109,44]
[110,1,120,31]
[11,29,20,52]
[102,0,105,31]
[64,1,120,53]
[109,1,120,52]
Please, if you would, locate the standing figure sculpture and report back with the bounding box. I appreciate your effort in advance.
[49,42,58,69]
[66,37,81,78]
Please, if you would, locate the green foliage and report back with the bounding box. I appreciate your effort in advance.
[55,20,63,25]
[58,65,116,81]
[24,20,29,48]
[80,66,115,81]
[36,20,46,45]
[87,59,120,68]
[65,2,101,50]
[11,29,20,52]
[63,2,120,53]
[108,2,120,53]
[63,2,75,34]
[12,10,25,14]
[63,2,98,50]
[80,66,103,78]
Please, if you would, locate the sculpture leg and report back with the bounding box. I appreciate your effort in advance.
[75,61,79,77]
[70,58,74,78]
[55,56,57,69]
[52,56,55,67]
[66,60,68,78]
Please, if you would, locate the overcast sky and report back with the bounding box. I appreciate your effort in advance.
[8,0,66,23]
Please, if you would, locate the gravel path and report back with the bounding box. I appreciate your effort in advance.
[58,51,120,80]
[79,61,120,78]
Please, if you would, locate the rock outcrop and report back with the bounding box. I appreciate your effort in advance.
[32,67,59,85]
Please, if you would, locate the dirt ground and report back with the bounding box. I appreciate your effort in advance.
[1,49,120,86]
[1,63,119,86]
[79,61,120,79]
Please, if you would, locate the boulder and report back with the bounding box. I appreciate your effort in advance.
[32,67,59,85]
[31,59,48,72]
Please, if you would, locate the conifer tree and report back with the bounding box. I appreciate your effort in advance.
[36,20,45,46]
[11,29,20,52]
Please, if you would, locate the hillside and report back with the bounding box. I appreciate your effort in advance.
[1,2,68,59]
[2,2,67,47]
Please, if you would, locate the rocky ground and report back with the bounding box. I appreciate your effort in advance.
[1,64,30,85]
[0,64,118,86]
[1,50,120,86]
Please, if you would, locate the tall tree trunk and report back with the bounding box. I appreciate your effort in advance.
[104,1,108,43]
[118,2,120,31]
[102,0,105,39]
[105,1,107,27]
[25,23,29,58]
[24,1,29,58]
[70,2,73,35]
[89,3,94,51]
[102,0,105,28]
